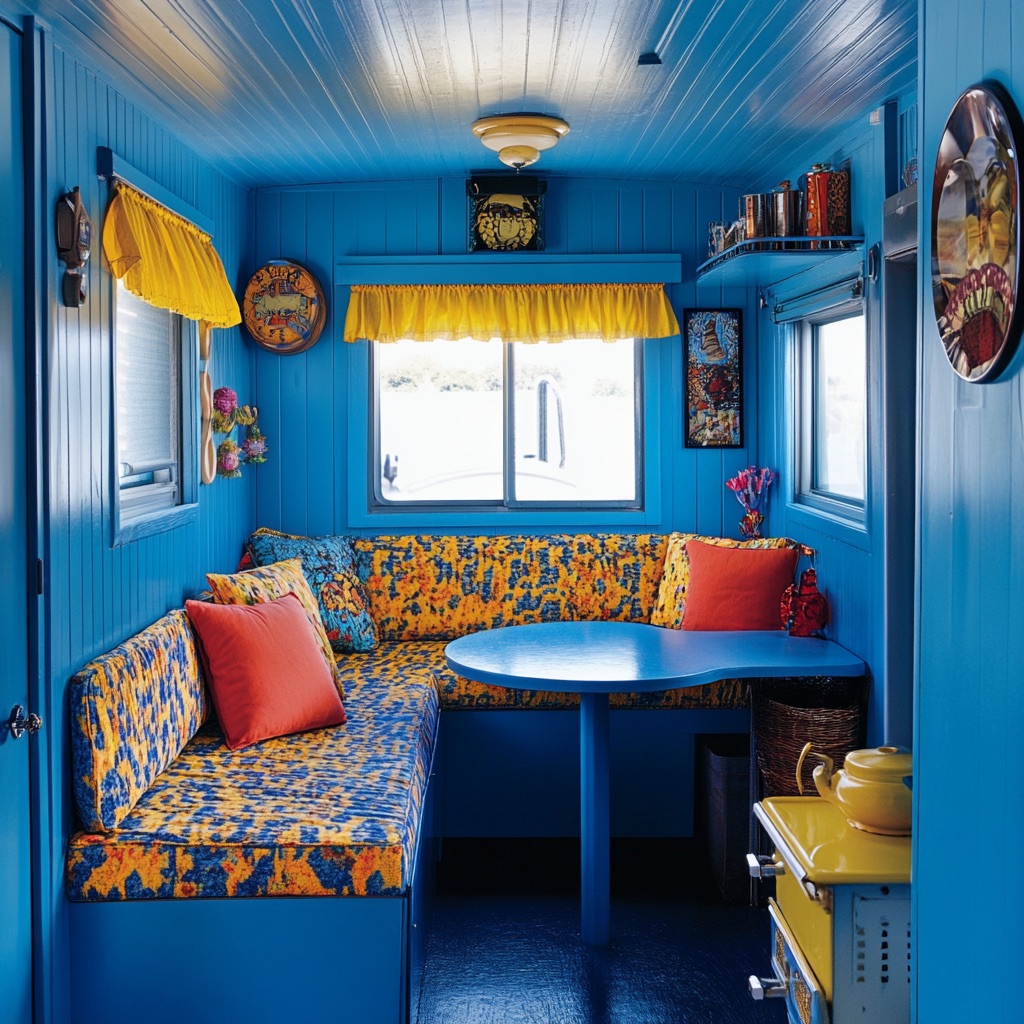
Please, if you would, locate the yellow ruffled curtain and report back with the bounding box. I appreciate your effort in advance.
[342,282,679,343]
[102,182,241,328]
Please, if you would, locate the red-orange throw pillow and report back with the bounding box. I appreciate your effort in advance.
[185,593,346,750]
[682,540,799,631]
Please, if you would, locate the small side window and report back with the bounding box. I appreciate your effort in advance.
[796,308,867,517]
[113,281,197,541]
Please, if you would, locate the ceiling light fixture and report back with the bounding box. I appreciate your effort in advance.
[471,114,570,170]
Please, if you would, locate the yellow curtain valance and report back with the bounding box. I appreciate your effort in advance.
[342,282,680,344]
[102,182,241,328]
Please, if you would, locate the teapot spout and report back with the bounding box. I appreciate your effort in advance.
[796,741,834,796]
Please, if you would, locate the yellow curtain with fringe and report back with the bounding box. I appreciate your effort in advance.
[102,182,241,327]
[342,282,679,343]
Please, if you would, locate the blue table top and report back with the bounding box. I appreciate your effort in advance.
[444,621,865,693]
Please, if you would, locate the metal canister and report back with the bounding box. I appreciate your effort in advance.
[802,164,851,248]
[771,180,804,246]
[741,193,772,247]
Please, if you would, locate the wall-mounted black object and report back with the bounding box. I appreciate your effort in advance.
[467,175,546,252]
[56,185,92,307]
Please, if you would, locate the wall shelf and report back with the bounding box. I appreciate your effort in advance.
[696,236,864,286]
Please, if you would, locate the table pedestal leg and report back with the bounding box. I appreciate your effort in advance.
[580,691,610,946]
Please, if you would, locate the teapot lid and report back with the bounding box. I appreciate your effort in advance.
[844,745,913,783]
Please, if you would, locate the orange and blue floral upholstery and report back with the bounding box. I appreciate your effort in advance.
[67,530,761,905]
[70,609,207,832]
[66,667,438,900]
[346,533,749,709]
[349,534,668,640]
[66,606,438,901]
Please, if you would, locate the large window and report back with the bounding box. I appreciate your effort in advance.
[114,281,197,538]
[797,308,867,514]
[373,337,641,508]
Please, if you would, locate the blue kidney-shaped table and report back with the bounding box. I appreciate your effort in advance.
[445,620,865,945]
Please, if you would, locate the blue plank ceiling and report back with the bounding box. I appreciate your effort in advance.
[6,0,917,189]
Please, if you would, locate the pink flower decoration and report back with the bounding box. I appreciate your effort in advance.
[213,387,238,416]
[725,465,775,514]
[216,438,243,478]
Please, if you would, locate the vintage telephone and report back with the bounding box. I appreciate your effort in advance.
[55,185,92,307]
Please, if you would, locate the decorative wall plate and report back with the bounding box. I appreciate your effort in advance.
[932,82,1022,382]
[243,259,327,354]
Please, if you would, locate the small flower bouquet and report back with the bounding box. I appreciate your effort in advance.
[725,465,775,539]
[211,386,269,478]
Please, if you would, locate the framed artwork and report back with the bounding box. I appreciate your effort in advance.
[467,176,546,252]
[683,308,742,448]
[242,259,327,354]
[932,82,1022,382]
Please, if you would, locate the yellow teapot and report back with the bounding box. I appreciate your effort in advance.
[796,742,913,835]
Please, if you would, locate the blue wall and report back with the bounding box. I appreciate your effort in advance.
[249,177,766,538]
[247,137,908,744]
[32,23,255,1023]
[755,110,909,746]
[916,1,1024,1019]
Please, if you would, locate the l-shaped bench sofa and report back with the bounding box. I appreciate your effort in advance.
[65,530,810,1024]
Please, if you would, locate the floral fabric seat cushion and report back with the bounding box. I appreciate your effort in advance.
[339,640,750,711]
[66,668,438,901]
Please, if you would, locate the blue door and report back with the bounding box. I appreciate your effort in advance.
[0,19,34,1024]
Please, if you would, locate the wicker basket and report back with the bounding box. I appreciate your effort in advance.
[752,677,866,797]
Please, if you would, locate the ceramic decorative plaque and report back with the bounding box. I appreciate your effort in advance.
[932,82,1022,382]
[243,259,327,354]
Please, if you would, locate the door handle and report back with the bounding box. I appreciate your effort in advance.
[7,704,43,739]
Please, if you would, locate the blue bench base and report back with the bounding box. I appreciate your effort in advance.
[439,708,750,838]
[70,895,411,1024]
[69,757,438,1024]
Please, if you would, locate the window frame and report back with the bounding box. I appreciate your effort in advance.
[793,299,868,524]
[111,281,199,545]
[368,337,645,513]
[346,336,662,530]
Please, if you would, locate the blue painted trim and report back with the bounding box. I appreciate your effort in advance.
[335,252,683,286]
[96,146,215,236]
[23,17,58,1024]
[112,502,200,546]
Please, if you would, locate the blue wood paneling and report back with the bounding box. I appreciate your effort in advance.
[39,35,254,1024]
[251,175,757,537]
[752,115,899,747]
[915,3,1024,1019]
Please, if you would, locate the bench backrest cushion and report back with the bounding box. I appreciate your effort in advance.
[350,534,667,641]
[70,609,207,832]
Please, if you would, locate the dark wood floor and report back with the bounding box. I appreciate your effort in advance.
[416,838,787,1024]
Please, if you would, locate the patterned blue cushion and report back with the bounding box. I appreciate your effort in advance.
[70,609,207,832]
[66,667,438,900]
[247,528,378,652]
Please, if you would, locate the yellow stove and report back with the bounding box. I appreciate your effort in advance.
[748,797,911,1024]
